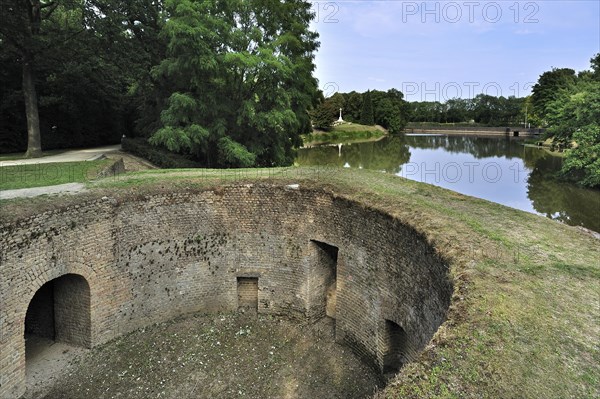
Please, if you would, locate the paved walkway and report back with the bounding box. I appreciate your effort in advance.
[0,145,121,167]
[0,183,87,200]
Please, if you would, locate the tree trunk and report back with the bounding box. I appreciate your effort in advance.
[22,51,42,158]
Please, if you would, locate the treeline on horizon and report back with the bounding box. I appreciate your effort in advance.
[307,54,600,188]
[0,1,597,186]
[409,95,528,126]
[312,90,529,130]
[314,54,599,130]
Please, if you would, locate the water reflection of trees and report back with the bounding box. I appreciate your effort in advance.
[297,135,600,232]
[404,135,527,159]
[296,136,411,174]
[527,155,600,232]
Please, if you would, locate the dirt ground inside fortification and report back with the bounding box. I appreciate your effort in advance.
[24,313,383,399]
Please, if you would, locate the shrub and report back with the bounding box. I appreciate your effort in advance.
[121,137,201,169]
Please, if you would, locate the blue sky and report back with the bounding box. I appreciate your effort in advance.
[310,0,600,101]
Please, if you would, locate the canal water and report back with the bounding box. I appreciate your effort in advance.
[296,134,600,233]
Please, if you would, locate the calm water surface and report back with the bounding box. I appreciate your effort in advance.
[296,134,600,232]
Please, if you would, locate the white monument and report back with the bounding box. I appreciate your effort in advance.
[338,108,344,122]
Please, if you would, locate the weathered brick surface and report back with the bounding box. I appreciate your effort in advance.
[0,185,452,398]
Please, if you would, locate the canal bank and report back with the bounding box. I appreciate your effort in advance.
[297,134,600,232]
[405,126,544,137]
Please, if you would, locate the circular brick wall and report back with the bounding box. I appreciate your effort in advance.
[0,185,452,398]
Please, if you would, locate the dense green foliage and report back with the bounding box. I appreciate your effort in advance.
[121,137,201,168]
[309,100,336,131]
[532,67,577,121]
[0,0,165,155]
[359,91,375,126]
[540,55,600,188]
[0,0,319,168]
[146,0,318,167]
[408,94,528,126]
[311,89,409,133]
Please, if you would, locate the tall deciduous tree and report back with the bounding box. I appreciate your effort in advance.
[0,0,60,157]
[310,100,336,131]
[531,68,577,123]
[150,0,319,167]
[371,89,408,133]
[546,79,600,188]
[1,1,166,154]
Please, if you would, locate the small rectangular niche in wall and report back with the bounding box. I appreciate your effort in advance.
[382,319,408,375]
[237,277,259,311]
[310,240,339,320]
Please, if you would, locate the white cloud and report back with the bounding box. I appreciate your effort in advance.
[514,29,533,35]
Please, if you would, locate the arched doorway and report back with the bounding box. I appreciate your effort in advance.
[382,319,408,376]
[310,240,339,320]
[25,274,91,385]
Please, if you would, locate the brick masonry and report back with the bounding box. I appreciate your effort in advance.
[0,184,453,398]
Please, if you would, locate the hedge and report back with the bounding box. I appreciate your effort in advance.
[121,137,202,169]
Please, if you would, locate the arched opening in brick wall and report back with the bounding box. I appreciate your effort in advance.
[24,274,91,383]
[310,240,339,322]
[382,319,408,376]
[0,188,455,399]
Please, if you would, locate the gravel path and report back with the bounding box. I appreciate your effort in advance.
[0,182,87,200]
[0,145,121,167]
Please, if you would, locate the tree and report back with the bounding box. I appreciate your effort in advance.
[150,0,319,167]
[531,68,577,123]
[521,96,542,127]
[371,89,408,133]
[590,53,600,81]
[310,100,336,131]
[545,79,600,187]
[0,0,160,155]
[327,92,346,116]
[472,94,507,125]
[92,0,168,139]
[360,90,374,125]
[0,1,168,154]
[445,98,469,123]
[0,42,26,152]
[0,0,62,157]
[343,91,362,122]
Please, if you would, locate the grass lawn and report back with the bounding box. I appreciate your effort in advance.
[2,166,598,398]
[303,122,386,145]
[0,159,111,190]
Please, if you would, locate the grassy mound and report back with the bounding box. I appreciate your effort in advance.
[303,123,387,145]
[3,167,599,399]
